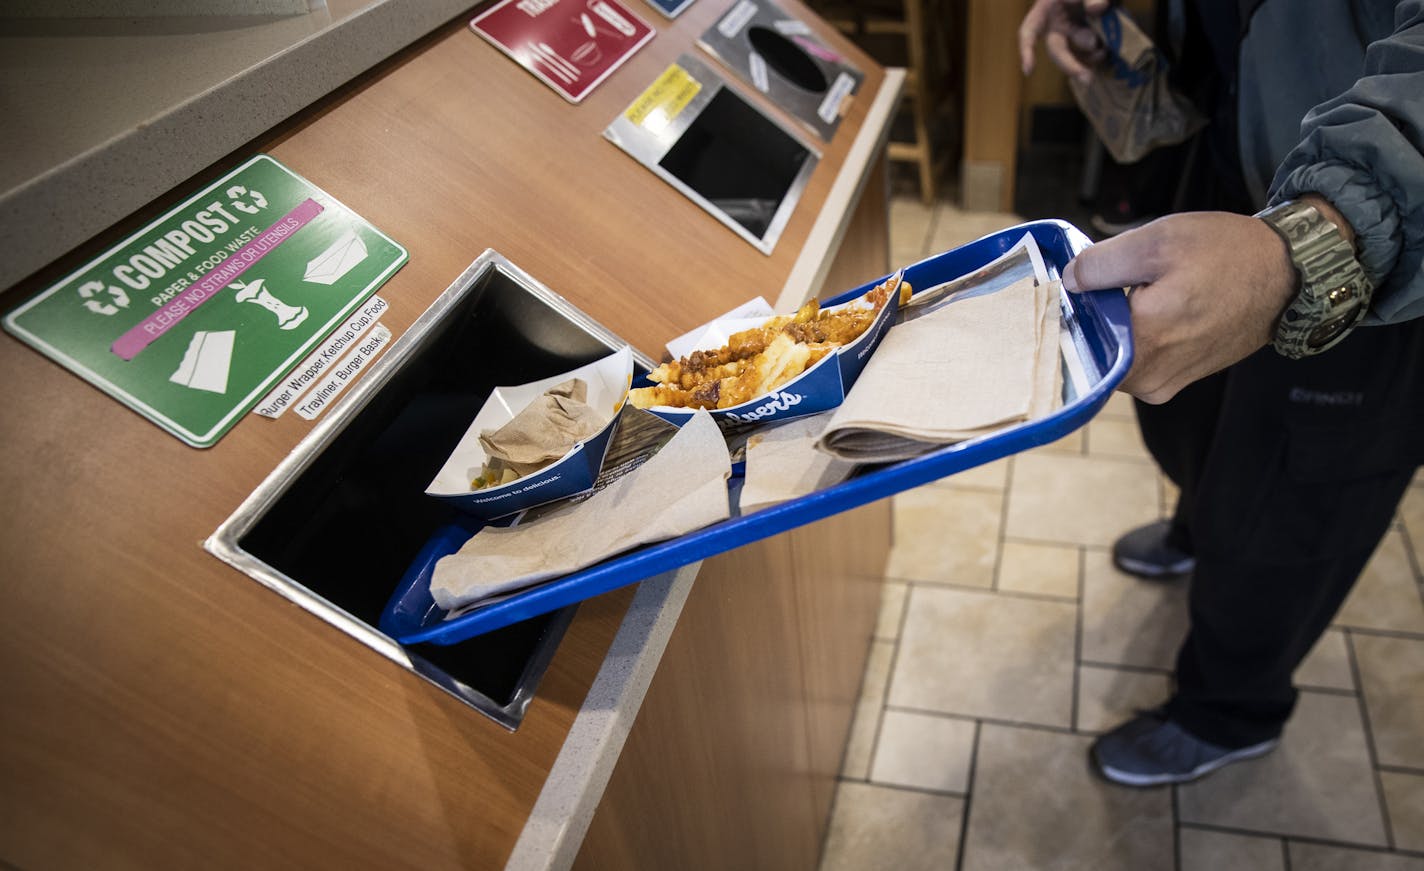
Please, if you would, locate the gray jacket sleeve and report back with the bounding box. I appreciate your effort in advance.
[1267,0,1424,325]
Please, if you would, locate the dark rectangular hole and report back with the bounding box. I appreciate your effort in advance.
[239,266,633,711]
[657,86,813,240]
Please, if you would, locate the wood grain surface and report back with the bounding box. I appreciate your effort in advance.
[963,0,1029,211]
[0,2,890,868]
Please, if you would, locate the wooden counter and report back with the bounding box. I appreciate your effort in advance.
[0,4,897,868]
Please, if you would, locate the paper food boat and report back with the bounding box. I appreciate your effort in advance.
[642,272,902,428]
[426,346,633,520]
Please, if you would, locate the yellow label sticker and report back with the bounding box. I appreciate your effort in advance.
[624,64,702,130]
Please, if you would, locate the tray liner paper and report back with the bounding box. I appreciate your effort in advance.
[739,412,856,511]
[430,409,732,610]
[816,275,1062,462]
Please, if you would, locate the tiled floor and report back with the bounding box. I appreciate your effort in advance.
[819,191,1424,871]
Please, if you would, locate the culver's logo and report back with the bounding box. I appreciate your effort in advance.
[726,390,804,422]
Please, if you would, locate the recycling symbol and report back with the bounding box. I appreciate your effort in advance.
[77,279,131,316]
[226,184,269,215]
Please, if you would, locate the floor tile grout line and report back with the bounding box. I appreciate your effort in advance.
[991,457,1016,593]
[873,579,909,643]
[861,580,915,784]
[816,774,843,869]
[1294,684,1358,697]
[1025,447,1159,468]
[1298,685,1364,702]
[1028,445,1090,457]
[1179,821,1424,859]
[883,704,984,723]
[1378,762,1424,775]
[921,479,1006,494]
[1071,545,1085,731]
[834,636,896,778]
[1079,659,1174,676]
[880,575,1080,605]
[884,704,1079,736]
[860,665,898,782]
[1004,535,1115,551]
[827,775,969,801]
[1171,785,1181,871]
[1396,520,1424,585]
[1280,836,1291,871]
[893,580,912,636]
[1087,450,1160,462]
[953,721,981,871]
[1332,625,1424,641]
[1285,836,1424,861]
[1343,628,1397,850]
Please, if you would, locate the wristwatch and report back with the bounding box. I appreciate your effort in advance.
[1256,199,1375,359]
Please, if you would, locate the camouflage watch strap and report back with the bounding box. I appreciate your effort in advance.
[1257,200,1374,360]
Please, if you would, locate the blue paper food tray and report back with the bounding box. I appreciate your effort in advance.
[381,220,1132,645]
[639,274,900,428]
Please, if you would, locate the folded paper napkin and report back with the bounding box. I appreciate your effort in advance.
[815,276,1062,463]
[431,410,732,610]
[478,378,606,476]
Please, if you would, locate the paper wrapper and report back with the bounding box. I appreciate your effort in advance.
[478,379,606,476]
[429,410,732,611]
[739,412,857,511]
[816,273,1062,463]
[426,347,631,520]
[1071,8,1205,164]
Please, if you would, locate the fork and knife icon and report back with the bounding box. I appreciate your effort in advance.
[528,41,580,84]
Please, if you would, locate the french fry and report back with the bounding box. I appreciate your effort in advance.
[638,274,900,411]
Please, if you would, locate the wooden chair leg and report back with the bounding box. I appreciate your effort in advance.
[906,0,938,204]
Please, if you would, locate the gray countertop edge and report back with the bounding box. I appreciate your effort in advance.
[0,0,474,293]
[505,69,905,871]
[504,562,700,871]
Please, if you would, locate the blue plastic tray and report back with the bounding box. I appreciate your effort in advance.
[380,220,1132,644]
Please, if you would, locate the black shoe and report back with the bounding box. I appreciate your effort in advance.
[1091,708,1279,787]
[1112,520,1195,579]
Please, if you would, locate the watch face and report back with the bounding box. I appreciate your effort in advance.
[1306,307,1364,350]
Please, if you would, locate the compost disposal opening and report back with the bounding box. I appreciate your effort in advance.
[747,26,827,92]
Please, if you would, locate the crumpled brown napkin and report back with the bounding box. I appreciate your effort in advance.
[1070,8,1205,164]
[478,378,606,478]
[432,410,732,611]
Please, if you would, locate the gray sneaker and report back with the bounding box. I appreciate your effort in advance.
[1091,709,1279,787]
[1112,520,1195,579]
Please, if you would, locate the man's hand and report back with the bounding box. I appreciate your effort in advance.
[1018,0,1110,84]
[1061,212,1300,403]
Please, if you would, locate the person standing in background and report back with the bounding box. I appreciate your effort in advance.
[1018,0,1424,785]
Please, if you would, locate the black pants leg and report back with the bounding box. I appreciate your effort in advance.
[1133,372,1225,555]
[1132,320,1424,748]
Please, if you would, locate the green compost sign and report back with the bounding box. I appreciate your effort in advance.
[4,154,408,447]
